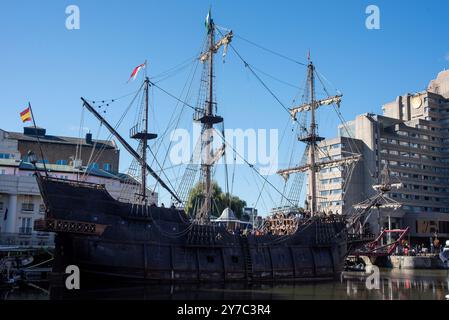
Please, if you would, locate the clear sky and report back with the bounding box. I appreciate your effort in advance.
[1,0,449,214]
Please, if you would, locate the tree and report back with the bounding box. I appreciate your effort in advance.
[185,181,247,219]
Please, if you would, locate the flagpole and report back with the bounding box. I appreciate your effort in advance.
[28,102,48,177]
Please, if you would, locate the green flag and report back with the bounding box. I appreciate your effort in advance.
[205,9,212,33]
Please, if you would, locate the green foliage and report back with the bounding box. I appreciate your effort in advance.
[185,181,247,219]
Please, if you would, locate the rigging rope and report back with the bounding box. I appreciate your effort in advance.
[235,34,307,67]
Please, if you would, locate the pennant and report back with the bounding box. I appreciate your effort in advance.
[128,63,146,82]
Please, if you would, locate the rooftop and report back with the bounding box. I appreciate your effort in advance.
[5,127,116,149]
[0,158,136,184]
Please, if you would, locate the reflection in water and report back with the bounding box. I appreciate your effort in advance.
[2,269,449,300]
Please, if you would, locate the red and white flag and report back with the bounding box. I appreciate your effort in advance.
[128,62,146,82]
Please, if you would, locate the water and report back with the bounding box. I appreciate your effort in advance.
[2,269,449,300]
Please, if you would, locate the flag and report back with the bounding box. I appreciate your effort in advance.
[128,63,146,82]
[20,107,32,123]
[3,208,7,221]
[205,9,212,33]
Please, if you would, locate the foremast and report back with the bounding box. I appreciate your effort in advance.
[277,60,360,216]
[80,72,184,204]
[132,74,158,205]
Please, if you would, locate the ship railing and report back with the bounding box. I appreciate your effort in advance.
[42,175,107,190]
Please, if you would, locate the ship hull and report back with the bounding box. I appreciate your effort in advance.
[36,176,348,283]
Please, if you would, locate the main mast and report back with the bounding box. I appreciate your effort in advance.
[193,10,232,224]
[307,62,318,215]
[203,16,215,221]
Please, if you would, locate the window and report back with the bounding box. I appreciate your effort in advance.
[0,153,11,159]
[0,169,5,175]
[231,256,239,263]
[39,204,46,214]
[56,159,67,165]
[439,221,449,234]
[103,163,112,172]
[206,256,215,263]
[21,203,34,212]
[20,218,32,235]
[0,202,3,211]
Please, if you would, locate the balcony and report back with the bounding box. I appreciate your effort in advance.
[19,227,33,235]
[0,232,54,247]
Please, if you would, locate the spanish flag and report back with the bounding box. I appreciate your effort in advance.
[20,107,32,123]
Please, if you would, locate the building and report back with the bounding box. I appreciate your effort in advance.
[4,126,119,173]
[315,136,365,216]
[316,70,449,243]
[0,127,157,246]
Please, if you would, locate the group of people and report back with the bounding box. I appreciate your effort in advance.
[263,212,299,236]
[396,238,444,256]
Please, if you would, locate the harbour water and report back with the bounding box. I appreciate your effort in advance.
[1,269,448,300]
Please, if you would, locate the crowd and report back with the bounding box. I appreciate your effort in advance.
[396,237,444,256]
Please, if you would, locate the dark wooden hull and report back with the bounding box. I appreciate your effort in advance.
[35,176,348,283]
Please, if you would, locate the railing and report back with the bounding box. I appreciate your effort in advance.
[19,227,33,235]
[42,175,106,190]
[0,232,54,247]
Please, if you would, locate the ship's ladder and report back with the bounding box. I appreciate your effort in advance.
[240,236,253,281]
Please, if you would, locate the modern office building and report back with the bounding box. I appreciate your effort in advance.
[315,136,365,215]
[316,70,449,243]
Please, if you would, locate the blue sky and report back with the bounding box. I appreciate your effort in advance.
[1,0,449,214]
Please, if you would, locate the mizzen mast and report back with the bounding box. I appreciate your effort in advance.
[277,59,359,217]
